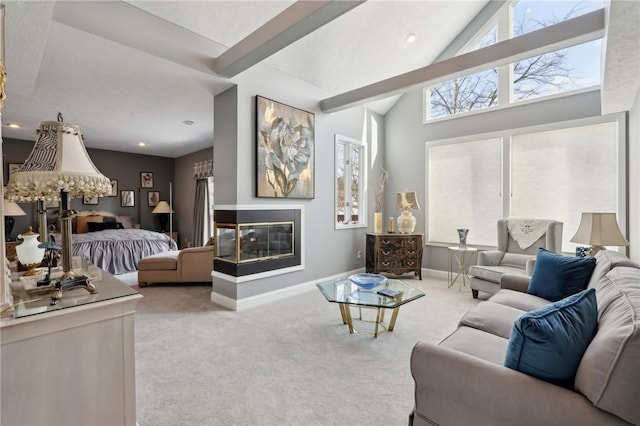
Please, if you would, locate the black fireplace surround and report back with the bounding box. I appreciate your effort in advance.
[213,209,301,277]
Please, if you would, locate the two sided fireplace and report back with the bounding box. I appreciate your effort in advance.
[214,208,302,277]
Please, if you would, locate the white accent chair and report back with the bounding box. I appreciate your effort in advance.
[469,219,563,298]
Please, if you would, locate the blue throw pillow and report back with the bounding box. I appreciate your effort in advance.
[528,248,596,301]
[504,288,598,387]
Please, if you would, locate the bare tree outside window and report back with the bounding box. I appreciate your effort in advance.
[429,2,595,118]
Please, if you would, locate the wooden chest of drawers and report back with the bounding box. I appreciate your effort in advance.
[365,233,423,280]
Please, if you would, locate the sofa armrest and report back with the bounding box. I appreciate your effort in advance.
[525,258,536,276]
[176,246,215,282]
[410,341,627,426]
[499,274,531,293]
[477,250,504,267]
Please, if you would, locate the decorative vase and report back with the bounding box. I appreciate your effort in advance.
[16,227,45,276]
[397,210,417,234]
[457,228,469,249]
[374,212,383,233]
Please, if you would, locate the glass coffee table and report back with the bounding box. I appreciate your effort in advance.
[316,277,425,338]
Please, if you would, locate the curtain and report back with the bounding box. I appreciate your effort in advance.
[193,179,208,247]
[193,160,213,180]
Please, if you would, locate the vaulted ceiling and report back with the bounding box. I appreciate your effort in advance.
[1,1,638,158]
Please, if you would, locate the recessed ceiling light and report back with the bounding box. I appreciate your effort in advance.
[182,120,194,125]
[6,123,21,128]
[406,32,417,43]
[137,141,147,147]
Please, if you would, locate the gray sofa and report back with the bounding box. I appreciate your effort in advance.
[410,250,640,426]
[469,219,563,298]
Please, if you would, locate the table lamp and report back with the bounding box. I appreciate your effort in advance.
[570,212,629,256]
[6,113,112,300]
[396,190,420,233]
[3,199,26,241]
[152,200,173,232]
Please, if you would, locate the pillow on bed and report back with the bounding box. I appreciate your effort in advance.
[116,215,135,229]
[76,215,104,234]
[87,221,120,232]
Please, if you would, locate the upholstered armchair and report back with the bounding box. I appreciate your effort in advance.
[469,219,563,298]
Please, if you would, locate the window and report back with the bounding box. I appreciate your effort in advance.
[426,0,603,120]
[203,176,214,243]
[427,115,624,252]
[335,134,367,229]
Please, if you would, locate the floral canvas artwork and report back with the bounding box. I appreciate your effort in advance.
[256,96,314,199]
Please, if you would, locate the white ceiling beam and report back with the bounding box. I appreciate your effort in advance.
[214,0,366,78]
[320,9,605,113]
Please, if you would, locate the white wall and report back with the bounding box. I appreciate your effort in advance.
[628,87,640,263]
[213,63,384,300]
[385,89,605,271]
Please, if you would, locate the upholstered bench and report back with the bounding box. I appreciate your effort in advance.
[137,245,214,287]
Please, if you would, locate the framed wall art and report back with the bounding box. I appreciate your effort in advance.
[255,96,315,199]
[83,195,99,205]
[140,172,153,188]
[109,179,118,197]
[148,191,160,207]
[121,190,135,207]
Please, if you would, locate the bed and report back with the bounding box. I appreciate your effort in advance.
[53,211,177,275]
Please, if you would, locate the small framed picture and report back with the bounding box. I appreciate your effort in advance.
[121,190,135,207]
[109,179,118,197]
[148,191,160,207]
[140,172,154,188]
[83,195,99,205]
[7,163,22,181]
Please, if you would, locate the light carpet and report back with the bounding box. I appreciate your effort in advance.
[121,273,482,426]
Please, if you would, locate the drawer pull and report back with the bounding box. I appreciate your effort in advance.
[407,261,415,266]
[382,250,391,255]
[382,262,390,266]
[407,250,415,255]
[382,240,391,244]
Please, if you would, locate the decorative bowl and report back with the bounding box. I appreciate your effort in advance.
[348,273,387,289]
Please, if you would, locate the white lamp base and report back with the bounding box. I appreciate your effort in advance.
[397,210,416,234]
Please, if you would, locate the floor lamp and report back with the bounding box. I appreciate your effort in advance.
[6,113,112,303]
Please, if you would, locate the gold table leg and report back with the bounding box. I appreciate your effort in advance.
[338,304,347,324]
[388,307,401,331]
[342,303,355,334]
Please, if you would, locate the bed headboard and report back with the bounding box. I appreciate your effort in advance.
[74,211,134,233]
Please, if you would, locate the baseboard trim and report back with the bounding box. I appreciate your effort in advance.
[210,267,446,311]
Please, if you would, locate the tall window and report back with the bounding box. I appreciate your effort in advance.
[427,115,624,252]
[335,134,366,229]
[426,0,603,120]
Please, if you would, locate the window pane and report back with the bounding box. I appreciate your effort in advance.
[350,145,360,223]
[511,121,618,252]
[429,69,498,118]
[336,142,346,222]
[513,0,603,36]
[429,138,502,245]
[513,40,601,102]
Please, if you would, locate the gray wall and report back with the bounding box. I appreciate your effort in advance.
[212,62,385,300]
[213,86,239,206]
[384,89,603,271]
[3,138,175,235]
[174,147,213,248]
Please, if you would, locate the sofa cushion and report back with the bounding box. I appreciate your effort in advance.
[137,250,180,271]
[488,289,550,312]
[574,266,640,425]
[439,326,510,365]
[586,249,640,289]
[459,301,526,339]
[505,288,598,388]
[528,248,596,302]
[469,265,525,284]
[500,253,533,269]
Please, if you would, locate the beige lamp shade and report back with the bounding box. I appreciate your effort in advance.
[3,199,27,216]
[396,191,420,210]
[570,212,629,247]
[152,201,174,214]
[6,117,112,202]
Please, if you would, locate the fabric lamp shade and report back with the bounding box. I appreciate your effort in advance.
[570,212,629,247]
[3,199,26,216]
[5,116,112,202]
[396,191,420,210]
[152,201,173,214]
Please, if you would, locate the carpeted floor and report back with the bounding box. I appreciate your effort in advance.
[122,273,482,426]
